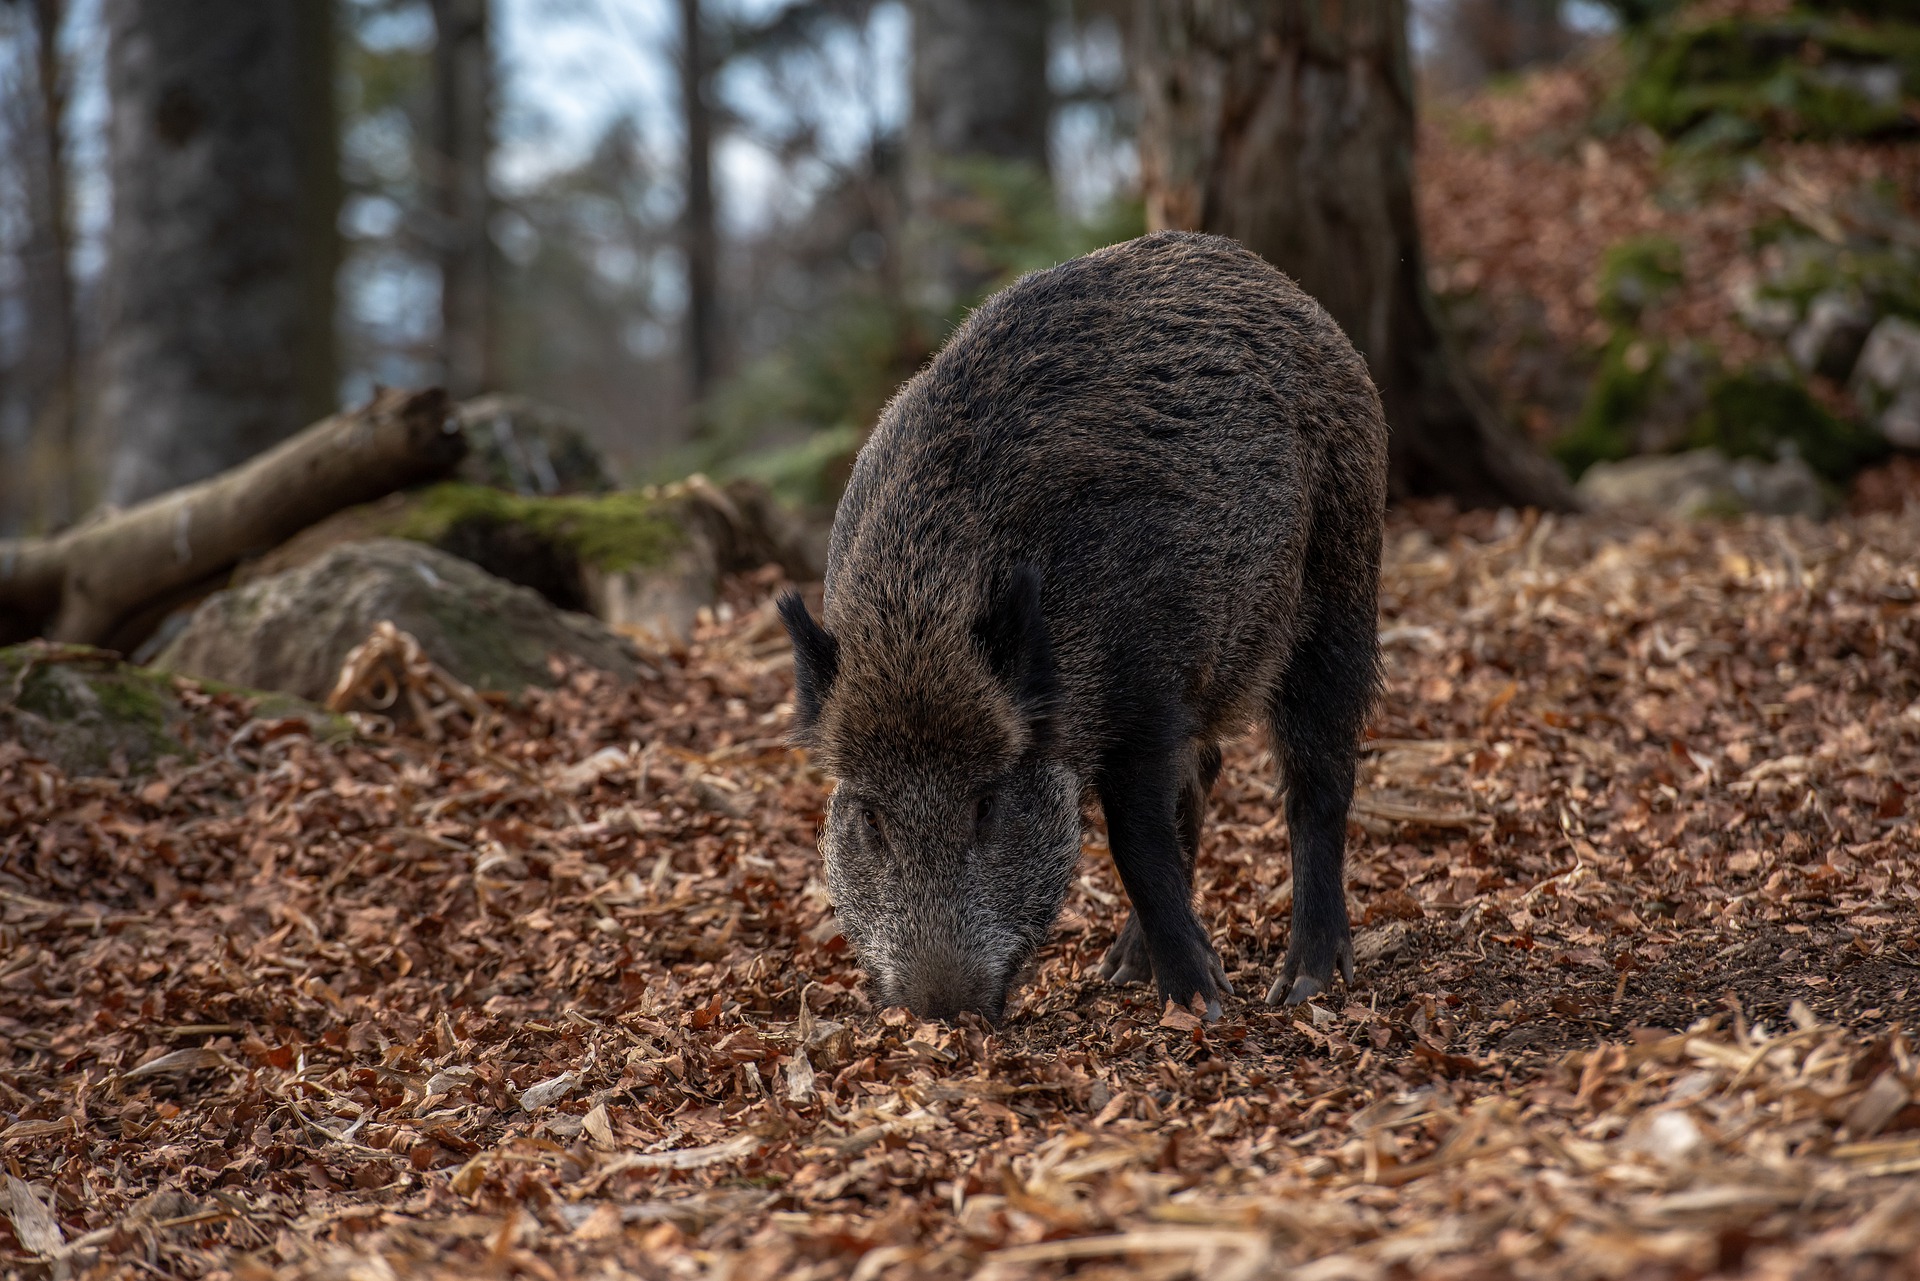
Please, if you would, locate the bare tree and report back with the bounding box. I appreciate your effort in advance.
[2,0,79,526]
[1136,0,1573,509]
[99,0,341,506]
[681,0,720,404]
[905,0,1051,316]
[295,0,342,429]
[429,0,495,399]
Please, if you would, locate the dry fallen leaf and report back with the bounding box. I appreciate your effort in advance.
[2,512,1916,1280]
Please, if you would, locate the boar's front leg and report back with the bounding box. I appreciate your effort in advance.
[1097,744,1233,1019]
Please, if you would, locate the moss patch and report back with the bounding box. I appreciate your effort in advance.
[395,483,685,573]
[0,644,348,775]
[1558,334,1667,478]
[1599,236,1685,325]
[1622,14,1920,143]
[1758,234,1920,324]
[5,646,174,733]
[1687,368,1887,481]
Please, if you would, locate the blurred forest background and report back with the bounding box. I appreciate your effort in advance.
[1,0,1917,537]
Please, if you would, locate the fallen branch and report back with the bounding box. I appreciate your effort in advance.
[0,387,464,648]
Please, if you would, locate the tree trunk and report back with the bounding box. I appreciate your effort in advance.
[1135,0,1574,510]
[905,0,1052,316]
[429,0,495,400]
[99,0,341,508]
[295,0,342,429]
[21,0,80,528]
[679,0,720,404]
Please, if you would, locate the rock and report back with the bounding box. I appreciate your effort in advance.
[455,395,615,495]
[1811,61,1903,111]
[1852,316,1920,450]
[153,540,638,701]
[1731,277,1797,339]
[1577,448,1825,519]
[1726,451,1825,517]
[0,642,346,776]
[1789,290,1875,382]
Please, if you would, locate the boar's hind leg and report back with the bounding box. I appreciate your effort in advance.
[1099,742,1222,989]
[1097,742,1232,1018]
[1266,593,1377,1006]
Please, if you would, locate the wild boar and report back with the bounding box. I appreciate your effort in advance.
[780,230,1387,1021]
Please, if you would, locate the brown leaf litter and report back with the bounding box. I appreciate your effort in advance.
[2,504,1917,1279]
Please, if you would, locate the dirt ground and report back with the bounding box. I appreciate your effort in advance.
[2,503,1917,1279]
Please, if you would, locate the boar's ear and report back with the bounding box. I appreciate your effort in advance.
[778,589,838,737]
[973,564,1057,747]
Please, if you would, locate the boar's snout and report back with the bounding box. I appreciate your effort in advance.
[886,958,1014,1024]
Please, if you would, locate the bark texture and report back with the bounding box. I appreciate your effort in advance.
[680,0,720,401]
[99,0,341,507]
[429,0,496,400]
[1135,0,1575,509]
[0,389,464,650]
[16,0,81,527]
[905,0,1052,314]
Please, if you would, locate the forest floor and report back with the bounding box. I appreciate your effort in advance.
[1416,51,1920,457]
[3,503,1919,1280]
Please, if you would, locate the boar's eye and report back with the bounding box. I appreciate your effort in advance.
[861,807,883,837]
[974,792,995,834]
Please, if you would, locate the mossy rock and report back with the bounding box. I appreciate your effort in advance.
[155,540,640,702]
[1622,14,1920,143]
[1687,367,1887,481]
[1558,336,1883,484]
[0,643,348,776]
[1754,235,1920,327]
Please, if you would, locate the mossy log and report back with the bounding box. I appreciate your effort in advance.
[236,474,826,644]
[0,388,465,650]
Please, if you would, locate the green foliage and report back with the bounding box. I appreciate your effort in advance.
[1598,236,1685,324]
[1557,334,1667,477]
[687,294,913,505]
[1621,13,1920,144]
[696,159,1145,505]
[719,425,866,509]
[913,158,1148,322]
[1757,234,1920,322]
[395,484,685,572]
[1686,368,1886,480]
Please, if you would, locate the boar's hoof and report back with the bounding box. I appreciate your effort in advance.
[1273,974,1324,1005]
[1206,948,1236,1000]
[1098,915,1153,986]
[1268,934,1356,1006]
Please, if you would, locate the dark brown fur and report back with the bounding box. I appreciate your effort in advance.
[782,230,1387,1020]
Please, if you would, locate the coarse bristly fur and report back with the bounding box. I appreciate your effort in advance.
[781,230,1388,1022]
